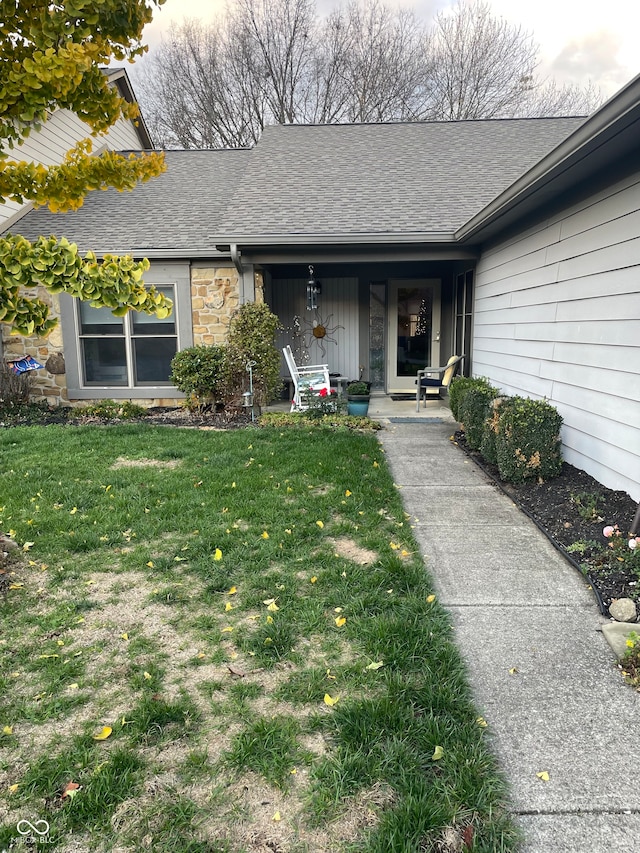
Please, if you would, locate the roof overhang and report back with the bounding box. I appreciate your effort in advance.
[456,73,640,244]
[102,67,154,150]
[212,235,478,266]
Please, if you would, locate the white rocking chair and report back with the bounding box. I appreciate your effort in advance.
[283,346,331,412]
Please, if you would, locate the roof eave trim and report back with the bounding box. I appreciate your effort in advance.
[455,73,640,242]
[213,232,458,246]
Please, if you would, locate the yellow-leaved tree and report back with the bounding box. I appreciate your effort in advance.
[0,0,170,336]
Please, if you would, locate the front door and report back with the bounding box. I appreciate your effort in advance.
[388,280,441,393]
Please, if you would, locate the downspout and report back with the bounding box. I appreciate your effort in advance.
[230,244,254,304]
[230,244,243,276]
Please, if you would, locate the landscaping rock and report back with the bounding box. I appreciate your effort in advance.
[609,598,637,623]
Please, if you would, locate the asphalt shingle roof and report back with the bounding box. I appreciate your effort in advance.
[8,149,251,254]
[7,117,586,252]
[215,118,585,239]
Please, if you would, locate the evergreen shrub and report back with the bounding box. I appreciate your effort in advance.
[170,344,227,410]
[480,396,514,464]
[224,302,282,405]
[457,379,499,450]
[448,375,477,421]
[494,396,563,483]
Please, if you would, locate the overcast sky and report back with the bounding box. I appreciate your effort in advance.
[140,0,640,100]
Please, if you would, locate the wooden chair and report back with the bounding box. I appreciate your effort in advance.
[283,346,331,412]
[415,355,465,411]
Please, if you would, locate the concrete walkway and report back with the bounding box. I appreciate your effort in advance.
[376,411,640,853]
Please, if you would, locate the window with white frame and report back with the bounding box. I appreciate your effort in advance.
[78,285,177,386]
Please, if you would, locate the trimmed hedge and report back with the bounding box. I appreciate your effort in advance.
[456,379,499,450]
[480,396,514,464]
[494,396,563,483]
[448,375,478,422]
[170,344,227,409]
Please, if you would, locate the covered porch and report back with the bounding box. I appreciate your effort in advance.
[259,257,475,396]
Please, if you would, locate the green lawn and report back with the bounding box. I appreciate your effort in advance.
[0,423,519,852]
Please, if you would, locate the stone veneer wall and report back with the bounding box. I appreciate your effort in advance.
[1,288,68,405]
[1,266,246,407]
[191,266,240,345]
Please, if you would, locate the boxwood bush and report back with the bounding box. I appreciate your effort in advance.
[448,375,478,421]
[170,344,227,410]
[494,396,563,483]
[457,379,500,450]
[480,396,514,464]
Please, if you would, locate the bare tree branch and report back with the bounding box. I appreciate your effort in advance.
[134,0,603,149]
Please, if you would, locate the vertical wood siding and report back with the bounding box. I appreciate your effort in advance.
[474,171,640,500]
[269,277,359,380]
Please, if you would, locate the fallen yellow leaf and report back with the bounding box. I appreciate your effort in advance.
[213,548,223,561]
[272,811,281,821]
[69,683,79,690]
[476,717,488,728]
[2,726,12,735]
[310,576,318,583]
[143,671,152,680]
[267,601,279,612]
[373,461,379,467]
[426,595,436,603]
[334,607,343,613]
[8,583,23,589]
[324,693,340,706]
[536,771,550,782]
[261,531,269,539]
[285,528,292,534]
[432,745,444,760]
[93,726,112,741]
[509,667,519,675]
[266,615,274,624]
[120,633,129,641]
[316,520,324,529]
[146,561,154,568]
[8,783,19,792]
[22,542,34,552]
[225,602,234,612]
[228,586,238,595]
[335,616,346,627]
[345,490,352,497]
[366,661,384,671]
[389,542,399,550]
[70,507,78,515]
[221,626,234,633]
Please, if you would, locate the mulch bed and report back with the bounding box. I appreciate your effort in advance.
[453,431,639,615]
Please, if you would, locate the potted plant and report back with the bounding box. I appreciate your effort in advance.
[346,380,371,417]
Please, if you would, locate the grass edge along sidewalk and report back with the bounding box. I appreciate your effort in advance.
[0,423,519,852]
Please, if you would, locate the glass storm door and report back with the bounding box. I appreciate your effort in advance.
[388,280,441,392]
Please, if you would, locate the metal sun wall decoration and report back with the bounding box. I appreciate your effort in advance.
[300,310,344,359]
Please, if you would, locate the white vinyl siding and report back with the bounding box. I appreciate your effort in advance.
[0,111,145,227]
[474,170,640,501]
[269,277,359,381]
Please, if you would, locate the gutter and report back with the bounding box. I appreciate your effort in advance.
[211,231,458,247]
[456,72,640,242]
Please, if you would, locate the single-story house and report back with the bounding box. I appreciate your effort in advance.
[2,75,639,501]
